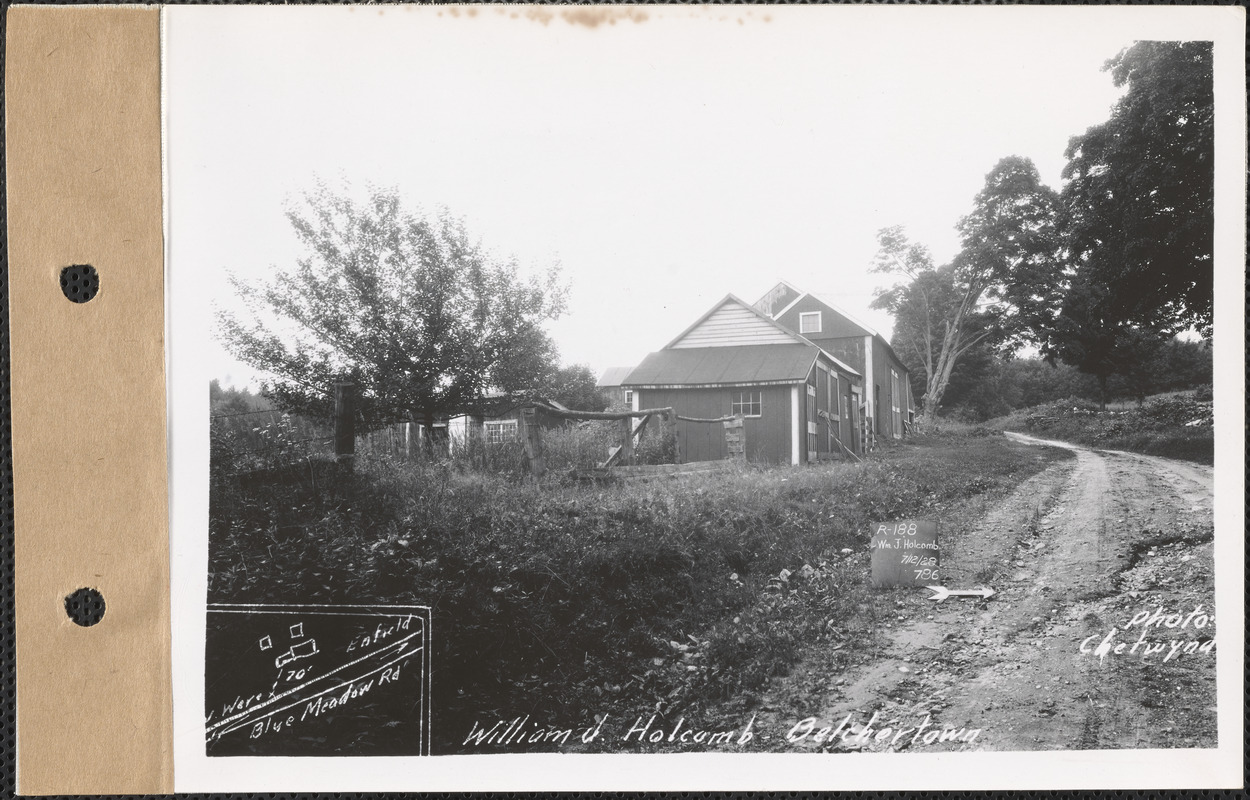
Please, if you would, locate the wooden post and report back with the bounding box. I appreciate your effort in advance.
[724,413,746,460]
[519,406,545,479]
[663,408,679,464]
[334,383,356,466]
[620,416,635,465]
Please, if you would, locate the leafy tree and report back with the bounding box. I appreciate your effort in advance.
[1046,269,1181,408]
[999,358,1100,409]
[930,343,1018,422]
[1154,336,1212,391]
[1042,42,1213,407]
[218,185,567,432]
[872,156,1062,420]
[1105,334,1212,402]
[543,364,607,412]
[1060,41,1213,335]
[209,379,272,416]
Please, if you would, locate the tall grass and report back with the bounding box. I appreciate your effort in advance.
[210,427,1066,753]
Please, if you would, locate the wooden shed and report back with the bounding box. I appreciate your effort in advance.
[622,295,863,465]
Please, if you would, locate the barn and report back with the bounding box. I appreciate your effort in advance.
[595,366,637,411]
[621,295,863,465]
[755,281,916,441]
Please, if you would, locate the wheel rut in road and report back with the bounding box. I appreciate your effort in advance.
[750,434,1216,753]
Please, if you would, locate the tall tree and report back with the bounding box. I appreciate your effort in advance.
[543,364,608,412]
[1047,271,1174,409]
[1040,42,1213,406]
[872,156,1061,420]
[217,185,567,431]
[1060,41,1213,335]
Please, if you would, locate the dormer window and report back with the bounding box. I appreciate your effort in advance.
[799,311,822,334]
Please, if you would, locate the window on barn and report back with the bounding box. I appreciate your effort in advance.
[732,391,762,418]
[624,389,634,408]
[484,420,518,444]
[799,311,822,334]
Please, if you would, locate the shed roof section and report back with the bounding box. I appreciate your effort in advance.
[622,344,820,388]
[596,366,635,387]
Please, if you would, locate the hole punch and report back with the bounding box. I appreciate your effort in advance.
[64,587,106,626]
[59,264,99,303]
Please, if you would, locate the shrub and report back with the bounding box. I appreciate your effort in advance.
[992,393,1213,464]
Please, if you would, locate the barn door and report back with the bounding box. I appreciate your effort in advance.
[850,388,863,454]
[825,370,837,456]
[805,373,818,463]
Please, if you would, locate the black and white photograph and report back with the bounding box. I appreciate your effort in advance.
[166,5,1243,791]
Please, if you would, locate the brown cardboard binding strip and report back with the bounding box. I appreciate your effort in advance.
[7,6,172,794]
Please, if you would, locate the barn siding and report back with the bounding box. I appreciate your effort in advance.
[816,364,830,457]
[775,296,872,341]
[815,337,867,375]
[670,303,795,349]
[872,343,895,438]
[763,292,916,440]
[638,385,795,464]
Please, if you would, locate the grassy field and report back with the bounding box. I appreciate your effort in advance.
[209,426,1072,753]
[990,391,1214,464]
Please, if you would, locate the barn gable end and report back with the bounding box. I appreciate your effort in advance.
[753,281,803,318]
[667,297,796,349]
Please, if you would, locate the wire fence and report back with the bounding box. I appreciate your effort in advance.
[209,407,431,479]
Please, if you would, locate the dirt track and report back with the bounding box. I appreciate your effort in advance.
[750,433,1217,752]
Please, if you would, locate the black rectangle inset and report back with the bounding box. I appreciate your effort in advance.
[205,604,431,756]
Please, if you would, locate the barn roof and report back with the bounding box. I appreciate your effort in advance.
[622,344,824,388]
[596,366,636,388]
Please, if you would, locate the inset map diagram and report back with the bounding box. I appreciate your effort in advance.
[205,604,431,756]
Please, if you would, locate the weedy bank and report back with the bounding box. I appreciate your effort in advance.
[209,428,1069,753]
[991,392,1214,464]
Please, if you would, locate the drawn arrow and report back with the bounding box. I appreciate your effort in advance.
[925,585,996,602]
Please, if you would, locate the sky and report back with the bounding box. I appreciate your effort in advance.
[166,5,1202,389]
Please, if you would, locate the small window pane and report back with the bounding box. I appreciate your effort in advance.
[732,391,762,417]
[485,420,517,444]
[799,312,821,334]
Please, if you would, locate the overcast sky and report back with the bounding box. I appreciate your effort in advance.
[166,5,1212,389]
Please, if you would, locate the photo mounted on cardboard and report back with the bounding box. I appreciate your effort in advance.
[164,3,1244,792]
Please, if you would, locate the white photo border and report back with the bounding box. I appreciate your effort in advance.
[167,4,1245,791]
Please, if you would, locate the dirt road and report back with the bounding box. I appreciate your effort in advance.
[749,434,1217,752]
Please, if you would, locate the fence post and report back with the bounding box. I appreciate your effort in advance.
[620,416,635,465]
[724,413,746,461]
[334,383,356,467]
[519,406,546,479]
[663,408,679,464]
